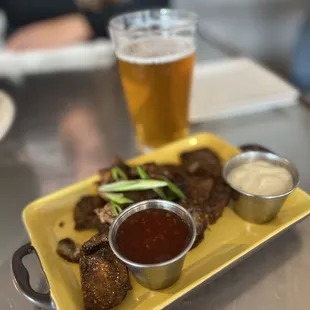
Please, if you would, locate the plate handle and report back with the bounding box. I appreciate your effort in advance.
[11,243,54,309]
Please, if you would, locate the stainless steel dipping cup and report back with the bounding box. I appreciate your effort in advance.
[223,151,299,224]
[109,200,196,290]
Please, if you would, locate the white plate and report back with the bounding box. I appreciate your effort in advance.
[0,90,15,141]
[190,57,299,122]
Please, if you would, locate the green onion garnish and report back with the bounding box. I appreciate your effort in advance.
[136,166,167,199]
[110,202,123,216]
[99,179,167,192]
[111,168,118,181]
[161,176,185,200]
[102,192,133,204]
[111,166,128,181]
[136,166,149,179]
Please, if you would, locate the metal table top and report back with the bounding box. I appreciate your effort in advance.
[1,63,310,310]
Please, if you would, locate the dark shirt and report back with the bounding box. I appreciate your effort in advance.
[0,0,169,38]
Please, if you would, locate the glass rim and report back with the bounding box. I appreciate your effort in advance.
[108,8,198,32]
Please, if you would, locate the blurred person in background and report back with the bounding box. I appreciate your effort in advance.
[1,0,169,51]
[292,16,310,93]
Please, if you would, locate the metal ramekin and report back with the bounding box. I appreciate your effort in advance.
[223,151,299,224]
[109,200,196,290]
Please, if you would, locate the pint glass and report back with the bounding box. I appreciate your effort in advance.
[109,9,197,151]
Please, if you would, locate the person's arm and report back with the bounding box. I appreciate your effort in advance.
[5,0,169,51]
[6,13,93,50]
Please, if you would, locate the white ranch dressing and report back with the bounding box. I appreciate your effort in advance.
[227,160,293,196]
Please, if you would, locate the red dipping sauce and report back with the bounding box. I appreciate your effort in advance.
[116,208,190,264]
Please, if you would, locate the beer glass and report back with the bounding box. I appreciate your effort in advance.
[109,9,197,152]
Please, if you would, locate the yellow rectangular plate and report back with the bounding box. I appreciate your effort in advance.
[23,133,310,310]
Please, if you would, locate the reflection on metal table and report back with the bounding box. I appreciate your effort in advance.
[1,52,310,310]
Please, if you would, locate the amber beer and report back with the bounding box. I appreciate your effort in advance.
[117,36,195,150]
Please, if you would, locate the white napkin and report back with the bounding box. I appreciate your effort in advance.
[190,57,299,122]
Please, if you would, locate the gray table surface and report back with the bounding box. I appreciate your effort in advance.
[1,52,310,310]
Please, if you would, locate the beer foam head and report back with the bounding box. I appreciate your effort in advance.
[116,36,195,64]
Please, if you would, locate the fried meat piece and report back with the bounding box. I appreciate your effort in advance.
[139,163,186,182]
[56,238,80,263]
[204,179,232,224]
[96,223,111,235]
[185,176,214,201]
[80,233,132,310]
[181,148,222,177]
[139,162,162,179]
[94,203,116,225]
[139,162,189,197]
[81,232,109,255]
[160,164,188,191]
[180,197,207,248]
[124,189,157,202]
[74,196,105,230]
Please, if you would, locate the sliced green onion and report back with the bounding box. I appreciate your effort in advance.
[161,176,185,200]
[103,192,133,204]
[110,202,122,216]
[99,179,167,192]
[111,166,128,181]
[136,166,149,179]
[136,166,167,199]
[111,168,118,181]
